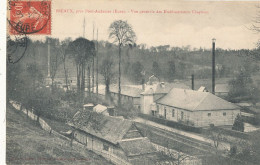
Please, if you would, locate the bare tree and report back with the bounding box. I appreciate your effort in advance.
[156,140,194,165]
[108,20,136,106]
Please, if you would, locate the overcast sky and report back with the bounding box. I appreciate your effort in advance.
[39,0,260,49]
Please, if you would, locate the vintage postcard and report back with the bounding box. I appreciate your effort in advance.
[3,0,260,164]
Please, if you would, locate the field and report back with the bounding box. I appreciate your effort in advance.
[6,104,112,165]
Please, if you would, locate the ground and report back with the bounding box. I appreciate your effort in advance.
[6,104,112,165]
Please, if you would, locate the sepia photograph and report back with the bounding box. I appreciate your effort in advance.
[3,0,260,164]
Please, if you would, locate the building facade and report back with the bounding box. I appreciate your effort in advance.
[69,111,158,165]
[142,88,240,127]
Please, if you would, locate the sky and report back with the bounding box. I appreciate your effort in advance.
[32,0,260,49]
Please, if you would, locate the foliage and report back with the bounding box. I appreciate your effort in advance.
[152,61,161,79]
[228,69,259,104]
[167,60,175,82]
[232,114,244,132]
[67,37,95,102]
[129,61,144,83]
[100,57,115,98]
[138,113,202,133]
[117,102,139,119]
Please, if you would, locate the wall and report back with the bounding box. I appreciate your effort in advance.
[192,110,240,127]
[140,94,154,115]
[157,104,192,123]
[73,130,130,165]
[157,103,240,127]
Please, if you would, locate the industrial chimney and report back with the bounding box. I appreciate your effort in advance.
[47,38,50,78]
[212,38,216,94]
[191,74,194,90]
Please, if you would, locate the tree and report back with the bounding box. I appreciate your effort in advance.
[167,60,175,82]
[108,20,136,106]
[68,38,95,105]
[232,114,244,132]
[152,61,161,79]
[59,38,71,91]
[130,61,144,83]
[228,69,257,103]
[100,57,115,100]
[49,40,62,91]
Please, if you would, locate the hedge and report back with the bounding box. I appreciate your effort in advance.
[138,113,202,133]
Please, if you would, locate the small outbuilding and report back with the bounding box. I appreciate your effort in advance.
[93,104,109,116]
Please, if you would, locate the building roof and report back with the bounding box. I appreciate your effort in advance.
[119,138,156,157]
[110,85,143,97]
[215,84,229,93]
[156,88,239,111]
[93,104,108,113]
[197,86,207,92]
[142,82,190,95]
[69,111,133,144]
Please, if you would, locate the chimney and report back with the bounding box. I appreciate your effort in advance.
[212,38,216,94]
[191,74,194,90]
[142,78,145,90]
[160,82,165,88]
[47,38,50,77]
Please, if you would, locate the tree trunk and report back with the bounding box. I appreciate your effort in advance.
[105,77,110,101]
[81,63,85,105]
[88,65,91,98]
[63,58,68,90]
[118,45,121,106]
[76,64,81,94]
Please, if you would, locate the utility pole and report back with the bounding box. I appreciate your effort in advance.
[96,28,99,100]
[191,74,194,90]
[212,38,216,94]
[92,22,95,94]
[47,38,50,78]
[83,17,86,38]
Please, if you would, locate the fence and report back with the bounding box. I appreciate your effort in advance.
[151,143,202,165]
[9,100,132,165]
[138,113,202,133]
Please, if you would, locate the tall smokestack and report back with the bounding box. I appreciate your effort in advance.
[191,74,194,90]
[47,38,50,77]
[212,38,216,94]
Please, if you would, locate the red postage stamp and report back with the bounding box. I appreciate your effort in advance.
[8,0,51,35]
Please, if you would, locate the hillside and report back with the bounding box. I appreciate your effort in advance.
[6,104,112,165]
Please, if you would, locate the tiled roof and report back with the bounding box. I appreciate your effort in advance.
[156,88,239,111]
[119,138,156,156]
[69,111,133,144]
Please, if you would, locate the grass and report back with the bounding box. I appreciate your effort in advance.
[6,104,113,165]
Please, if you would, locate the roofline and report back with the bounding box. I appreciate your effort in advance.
[156,103,240,112]
[69,123,119,145]
[110,91,141,98]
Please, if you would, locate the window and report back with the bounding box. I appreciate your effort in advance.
[103,144,109,151]
[181,111,184,120]
[223,112,226,116]
[208,113,211,117]
[172,109,175,117]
